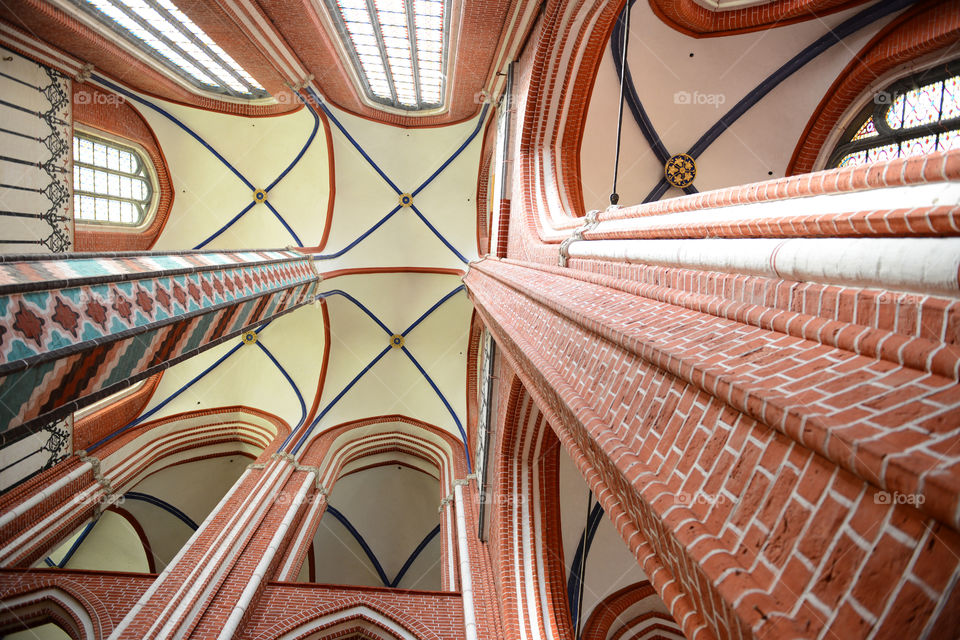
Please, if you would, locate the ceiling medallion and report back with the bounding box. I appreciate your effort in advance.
[253,189,268,204]
[664,153,696,188]
[399,193,413,208]
[390,334,405,349]
[242,330,258,345]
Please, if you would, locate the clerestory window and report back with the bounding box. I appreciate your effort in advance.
[73,131,156,227]
[69,0,268,99]
[830,60,960,168]
[325,0,449,111]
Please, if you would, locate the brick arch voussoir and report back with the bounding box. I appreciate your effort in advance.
[580,580,661,640]
[298,415,467,477]
[251,595,443,640]
[648,0,871,38]
[0,578,111,640]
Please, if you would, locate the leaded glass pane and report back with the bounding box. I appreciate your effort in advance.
[866,142,899,163]
[943,77,960,121]
[885,93,905,130]
[832,65,960,169]
[938,129,960,151]
[838,150,867,168]
[852,117,878,140]
[901,134,937,156]
[73,132,154,226]
[902,81,942,129]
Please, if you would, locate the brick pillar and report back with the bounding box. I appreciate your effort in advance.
[109,455,318,640]
[465,256,960,639]
[0,249,320,442]
[0,406,290,569]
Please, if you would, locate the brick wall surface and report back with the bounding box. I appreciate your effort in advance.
[467,0,960,633]
[468,259,960,638]
[0,569,154,639]
[244,583,464,639]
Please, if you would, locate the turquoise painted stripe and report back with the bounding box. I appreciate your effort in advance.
[183,313,217,353]
[103,333,155,387]
[0,361,56,430]
[229,299,258,333]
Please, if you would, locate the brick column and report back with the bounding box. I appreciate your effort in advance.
[0,249,320,442]
[109,456,318,640]
[465,256,960,639]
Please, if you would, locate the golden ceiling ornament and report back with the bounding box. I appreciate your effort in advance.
[390,334,405,349]
[399,193,413,207]
[253,189,268,204]
[242,330,258,345]
[664,153,696,188]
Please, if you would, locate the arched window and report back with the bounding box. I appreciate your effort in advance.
[829,60,960,168]
[69,0,268,99]
[324,0,449,111]
[72,130,157,227]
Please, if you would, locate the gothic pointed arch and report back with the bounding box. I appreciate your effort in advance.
[0,582,109,640]
[788,0,960,174]
[251,597,443,640]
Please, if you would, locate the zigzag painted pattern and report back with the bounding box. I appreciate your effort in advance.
[0,251,319,438]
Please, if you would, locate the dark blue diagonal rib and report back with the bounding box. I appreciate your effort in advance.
[567,502,605,628]
[642,0,919,203]
[316,290,394,336]
[193,201,257,250]
[325,504,391,586]
[401,346,470,471]
[289,346,393,454]
[409,204,469,264]
[391,524,441,587]
[93,74,254,190]
[306,86,402,195]
[412,103,490,197]
[313,206,404,260]
[264,201,304,247]
[124,491,199,530]
[402,285,465,337]
[266,92,321,191]
[88,322,273,452]
[256,341,307,429]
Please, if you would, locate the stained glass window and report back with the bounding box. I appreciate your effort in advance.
[830,61,960,169]
[73,132,155,226]
[69,0,268,99]
[325,0,449,111]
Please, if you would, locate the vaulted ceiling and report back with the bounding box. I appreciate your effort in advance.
[1,0,539,125]
[9,0,542,588]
